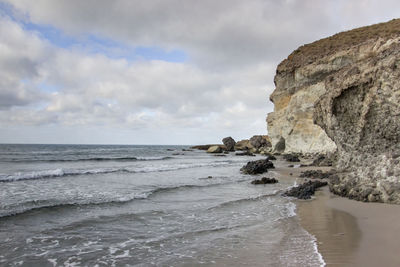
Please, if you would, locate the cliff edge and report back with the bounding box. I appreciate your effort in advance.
[268,19,400,203]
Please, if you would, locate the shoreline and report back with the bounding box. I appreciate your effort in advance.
[297,186,400,266]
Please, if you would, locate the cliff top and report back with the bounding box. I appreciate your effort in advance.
[278,18,400,73]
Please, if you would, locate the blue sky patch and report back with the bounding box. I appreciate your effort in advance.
[0,3,187,63]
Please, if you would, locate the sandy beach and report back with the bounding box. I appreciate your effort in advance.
[298,186,400,266]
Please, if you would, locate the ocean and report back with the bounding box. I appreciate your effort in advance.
[0,144,324,266]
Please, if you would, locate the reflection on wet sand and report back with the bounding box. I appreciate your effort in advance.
[297,189,361,266]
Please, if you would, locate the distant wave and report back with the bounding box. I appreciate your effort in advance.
[0,161,232,182]
[2,156,173,163]
[0,182,233,218]
[0,192,151,218]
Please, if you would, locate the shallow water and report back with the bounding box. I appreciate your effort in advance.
[0,144,324,266]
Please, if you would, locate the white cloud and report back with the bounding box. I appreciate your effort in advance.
[1,0,399,144]
[0,14,274,143]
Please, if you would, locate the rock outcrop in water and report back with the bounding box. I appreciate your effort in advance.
[240,159,275,175]
[268,19,400,203]
[283,180,328,200]
[222,137,236,151]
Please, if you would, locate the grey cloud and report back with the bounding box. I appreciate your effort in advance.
[4,0,368,68]
[1,1,400,144]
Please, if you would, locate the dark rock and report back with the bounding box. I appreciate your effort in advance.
[167,149,175,151]
[283,154,300,162]
[283,180,328,199]
[249,135,272,149]
[222,137,236,151]
[182,149,193,152]
[266,155,277,160]
[235,151,255,156]
[274,137,286,153]
[251,177,278,184]
[172,152,184,155]
[240,159,275,175]
[300,170,332,179]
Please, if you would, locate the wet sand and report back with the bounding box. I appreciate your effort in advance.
[298,186,400,266]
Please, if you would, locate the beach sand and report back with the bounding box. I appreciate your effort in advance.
[297,186,400,267]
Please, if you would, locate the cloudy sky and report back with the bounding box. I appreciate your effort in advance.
[0,0,399,145]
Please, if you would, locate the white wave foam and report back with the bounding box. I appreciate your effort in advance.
[0,192,152,218]
[305,230,326,266]
[0,161,231,182]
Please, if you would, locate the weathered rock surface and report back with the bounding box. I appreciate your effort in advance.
[251,177,278,184]
[240,159,275,175]
[283,180,328,199]
[234,139,252,151]
[249,135,272,149]
[269,19,400,203]
[222,137,236,151]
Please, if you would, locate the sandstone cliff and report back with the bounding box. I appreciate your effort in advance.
[268,19,400,203]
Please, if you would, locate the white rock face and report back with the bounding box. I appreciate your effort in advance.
[267,60,337,154]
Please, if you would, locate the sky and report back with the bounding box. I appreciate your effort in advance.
[0,0,399,145]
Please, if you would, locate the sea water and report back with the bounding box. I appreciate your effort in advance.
[0,144,324,266]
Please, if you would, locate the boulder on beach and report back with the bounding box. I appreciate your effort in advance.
[207,145,223,153]
[222,137,236,151]
[240,159,275,174]
[234,139,252,151]
[283,180,328,199]
[250,135,272,149]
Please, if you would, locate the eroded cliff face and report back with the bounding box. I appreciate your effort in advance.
[268,19,400,203]
[315,37,400,203]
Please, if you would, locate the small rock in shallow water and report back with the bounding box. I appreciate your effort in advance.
[283,180,328,199]
[251,177,278,184]
[240,159,275,174]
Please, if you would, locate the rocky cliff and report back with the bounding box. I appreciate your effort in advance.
[268,19,400,203]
